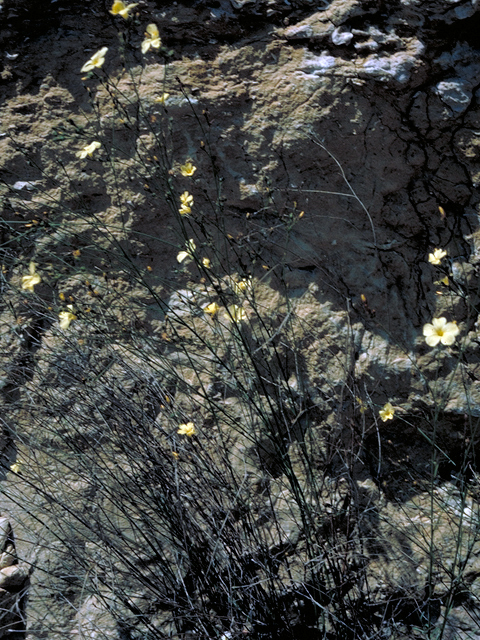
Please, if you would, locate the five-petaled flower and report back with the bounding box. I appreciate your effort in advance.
[379,402,395,422]
[179,191,194,216]
[9,463,21,474]
[180,161,197,177]
[22,261,41,292]
[109,0,138,18]
[177,422,196,436]
[59,305,77,330]
[423,317,459,347]
[77,141,101,159]
[141,24,161,54]
[176,239,196,263]
[428,248,447,265]
[81,47,108,72]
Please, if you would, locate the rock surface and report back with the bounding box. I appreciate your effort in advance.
[1,0,480,638]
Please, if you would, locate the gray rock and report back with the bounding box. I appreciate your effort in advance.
[11,181,38,191]
[298,53,337,75]
[361,39,425,83]
[0,565,28,589]
[0,546,17,570]
[0,520,11,553]
[435,78,472,114]
[331,27,353,45]
[230,0,256,7]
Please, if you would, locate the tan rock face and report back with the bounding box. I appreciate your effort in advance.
[1,0,480,638]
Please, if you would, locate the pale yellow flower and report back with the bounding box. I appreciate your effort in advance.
[141,24,161,54]
[180,191,193,207]
[81,47,108,72]
[177,422,196,436]
[22,261,41,292]
[176,239,196,263]
[204,302,220,316]
[9,463,21,474]
[77,141,101,159]
[154,93,170,104]
[423,317,459,347]
[356,397,367,414]
[109,0,138,18]
[202,257,211,269]
[232,277,253,295]
[179,191,194,216]
[179,205,191,217]
[180,161,197,177]
[428,248,447,265]
[59,305,77,330]
[379,402,394,422]
[224,304,246,323]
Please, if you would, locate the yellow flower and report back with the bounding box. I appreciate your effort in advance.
[423,317,459,347]
[141,24,161,54]
[232,277,253,295]
[356,397,367,414]
[379,402,395,422]
[109,0,138,18]
[176,239,196,263]
[177,422,196,436]
[180,191,193,207]
[204,302,220,316]
[9,463,21,474]
[180,161,197,177]
[428,248,447,265]
[59,304,77,330]
[179,191,194,216]
[434,276,449,286]
[81,47,108,72]
[179,205,191,217]
[77,141,101,159]
[224,304,246,323]
[22,261,41,292]
[202,257,211,269]
[154,92,170,105]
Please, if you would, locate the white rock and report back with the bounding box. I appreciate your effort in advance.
[435,79,472,114]
[12,181,38,191]
[331,27,354,45]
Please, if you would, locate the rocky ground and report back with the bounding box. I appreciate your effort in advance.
[1,0,480,638]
